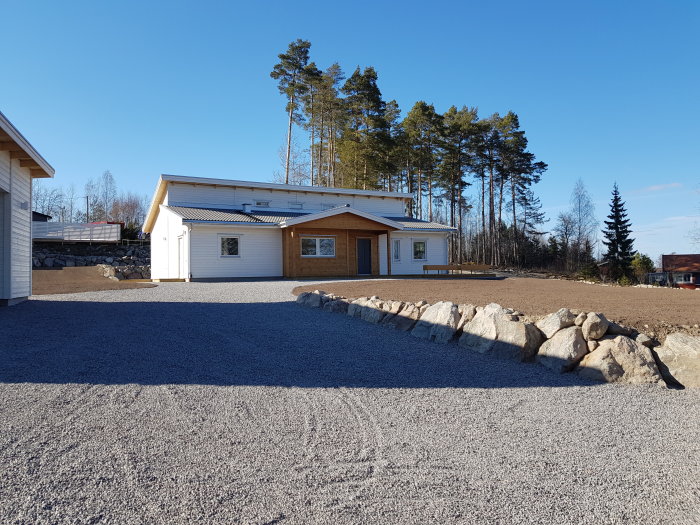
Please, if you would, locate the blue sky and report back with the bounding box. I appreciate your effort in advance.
[2,0,698,261]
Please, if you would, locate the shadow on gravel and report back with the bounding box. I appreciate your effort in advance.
[0,299,593,389]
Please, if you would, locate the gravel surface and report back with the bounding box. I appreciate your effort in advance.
[1,281,699,524]
[33,266,155,295]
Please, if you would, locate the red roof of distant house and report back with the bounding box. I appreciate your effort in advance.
[662,254,700,272]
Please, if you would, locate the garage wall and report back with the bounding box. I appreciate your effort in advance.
[189,224,282,278]
[150,206,185,279]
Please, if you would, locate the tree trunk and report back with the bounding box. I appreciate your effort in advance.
[284,92,295,184]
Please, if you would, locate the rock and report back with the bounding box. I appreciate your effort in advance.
[360,298,386,324]
[654,333,700,388]
[537,326,587,373]
[456,304,477,332]
[582,312,609,341]
[347,297,369,318]
[607,321,633,336]
[491,317,544,361]
[574,312,587,326]
[459,303,542,361]
[635,333,654,348]
[419,304,429,315]
[323,299,349,314]
[297,290,324,308]
[536,308,576,338]
[587,340,599,352]
[105,257,114,264]
[411,301,460,343]
[577,336,665,385]
[65,259,75,267]
[383,301,404,315]
[415,300,428,307]
[381,302,421,331]
[42,257,53,267]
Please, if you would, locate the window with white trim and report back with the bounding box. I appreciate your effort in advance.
[393,239,401,261]
[254,200,270,208]
[412,240,427,261]
[301,236,336,257]
[289,202,304,209]
[220,236,240,257]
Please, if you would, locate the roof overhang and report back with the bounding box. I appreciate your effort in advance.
[279,206,404,230]
[0,110,54,179]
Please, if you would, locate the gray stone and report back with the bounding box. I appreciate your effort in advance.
[577,336,665,386]
[456,304,477,332]
[381,302,421,332]
[654,333,700,388]
[582,312,610,341]
[65,259,75,267]
[105,257,114,264]
[360,299,386,324]
[607,321,633,336]
[297,290,324,309]
[635,333,654,348]
[587,340,599,352]
[323,299,349,314]
[574,312,587,327]
[44,257,54,267]
[411,301,460,343]
[536,308,576,339]
[537,326,587,373]
[347,297,370,318]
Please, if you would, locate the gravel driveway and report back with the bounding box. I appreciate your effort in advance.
[1,281,698,524]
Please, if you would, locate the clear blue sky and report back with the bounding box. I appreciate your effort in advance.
[2,0,698,261]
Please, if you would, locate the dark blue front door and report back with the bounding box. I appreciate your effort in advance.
[357,238,371,274]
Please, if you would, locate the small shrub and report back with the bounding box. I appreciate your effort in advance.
[578,263,600,281]
[618,275,633,286]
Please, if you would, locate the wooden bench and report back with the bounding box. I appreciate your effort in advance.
[422,263,494,275]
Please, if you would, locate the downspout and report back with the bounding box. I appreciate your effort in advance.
[185,223,192,281]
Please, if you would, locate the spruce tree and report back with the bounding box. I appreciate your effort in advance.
[602,183,635,280]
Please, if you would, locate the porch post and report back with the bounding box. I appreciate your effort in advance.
[386,231,392,276]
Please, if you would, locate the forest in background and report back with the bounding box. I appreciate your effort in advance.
[270,39,604,272]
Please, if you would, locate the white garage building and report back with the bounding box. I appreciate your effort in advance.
[143,175,454,280]
[1,111,55,305]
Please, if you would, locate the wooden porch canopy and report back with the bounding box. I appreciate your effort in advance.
[0,111,54,179]
[279,206,404,278]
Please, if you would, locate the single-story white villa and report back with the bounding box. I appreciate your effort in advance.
[143,175,454,280]
[0,111,55,305]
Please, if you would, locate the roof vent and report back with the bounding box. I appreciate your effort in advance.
[242,203,251,213]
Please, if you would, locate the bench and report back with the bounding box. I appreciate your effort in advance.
[422,263,494,275]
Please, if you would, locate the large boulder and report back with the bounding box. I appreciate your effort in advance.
[456,304,477,332]
[537,326,587,373]
[296,290,325,308]
[360,298,386,324]
[582,312,610,341]
[323,299,349,314]
[381,302,421,331]
[577,336,665,386]
[459,303,542,361]
[411,301,460,343]
[536,308,576,339]
[347,297,370,318]
[654,333,700,388]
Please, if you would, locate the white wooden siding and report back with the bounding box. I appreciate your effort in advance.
[166,183,407,216]
[32,222,121,241]
[0,151,33,299]
[379,231,448,275]
[189,225,282,278]
[150,206,185,279]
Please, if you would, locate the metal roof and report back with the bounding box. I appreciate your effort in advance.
[385,217,457,231]
[166,206,455,231]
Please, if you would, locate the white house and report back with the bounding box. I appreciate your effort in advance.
[0,111,55,305]
[143,175,454,280]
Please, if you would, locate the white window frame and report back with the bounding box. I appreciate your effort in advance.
[412,239,428,261]
[254,200,270,208]
[393,239,401,261]
[300,236,336,258]
[219,234,241,258]
[321,202,335,210]
[289,202,304,210]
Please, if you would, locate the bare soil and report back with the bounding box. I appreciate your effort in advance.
[32,267,155,295]
[294,277,700,339]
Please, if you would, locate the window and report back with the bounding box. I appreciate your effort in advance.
[321,203,335,210]
[301,237,335,257]
[289,202,304,209]
[413,240,427,260]
[254,200,270,208]
[393,239,401,261]
[220,236,240,257]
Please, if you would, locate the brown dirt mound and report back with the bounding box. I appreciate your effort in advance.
[293,277,700,340]
[33,267,155,295]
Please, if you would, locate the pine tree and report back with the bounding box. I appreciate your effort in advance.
[602,183,635,280]
[270,39,311,184]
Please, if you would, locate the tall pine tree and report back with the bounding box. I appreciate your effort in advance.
[602,183,635,280]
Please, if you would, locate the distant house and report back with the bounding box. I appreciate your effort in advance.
[0,111,55,305]
[142,175,454,280]
[662,254,700,288]
[32,211,52,222]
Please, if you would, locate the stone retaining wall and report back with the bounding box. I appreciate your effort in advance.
[297,290,700,389]
[33,242,150,274]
